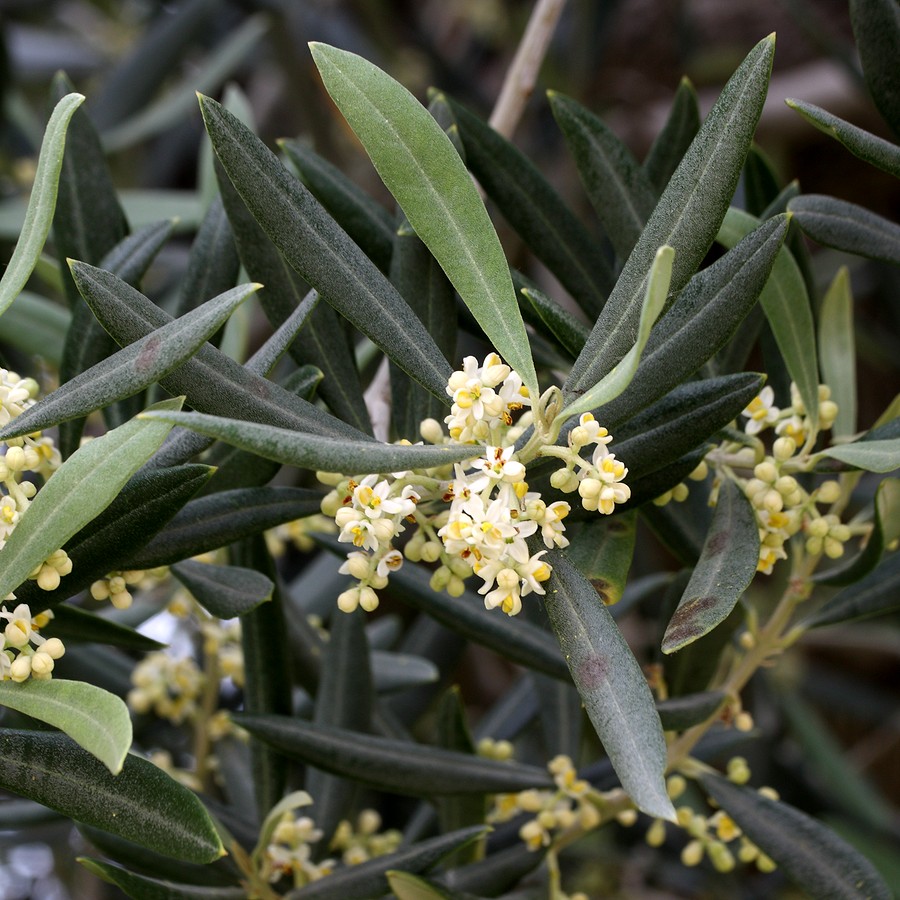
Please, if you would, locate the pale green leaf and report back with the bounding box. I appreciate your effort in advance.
[309,42,537,399]
[138,409,477,474]
[820,439,900,473]
[0,680,130,774]
[0,398,182,600]
[717,206,819,429]
[818,267,857,438]
[557,245,673,423]
[0,93,84,318]
[662,480,759,653]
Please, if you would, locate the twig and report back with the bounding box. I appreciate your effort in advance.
[489,0,568,139]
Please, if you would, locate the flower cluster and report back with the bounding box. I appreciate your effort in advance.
[329,809,402,865]
[322,354,632,616]
[128,651,204,724]
[741,383,838,444]
[260,813,334,887]
[640,764,776,874]
[0,602,65,682]
[489,754,601,851]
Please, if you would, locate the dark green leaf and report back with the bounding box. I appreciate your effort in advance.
[236,716,553,796]
[786,98,900,179]
[642,77,701,195]
[804,551,900,628]
[171,559,273,618]
[563,513,636,607]
[789,194,900,265]
[522,284,590,359]
[441,843,544,896]
[199,93,453,401]
[549,91,656,261]
[700,771,891,900]
[44,605,164,653]
[445,93,613,314]
[0,730,223,863]
[79,859,244,900]
[68,261,368,441]
[281,138,394,273]
[566,35,775,397]
[850,0,900,137]
[0,281,259,441]
[662,480,759,653]
[656,691,725,731]
[129,486,324,570]
[542,548,675,820]
[287,827,488,900]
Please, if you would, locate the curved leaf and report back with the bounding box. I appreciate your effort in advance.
[850,0,900,137]
[0,93,84,318]
[662,480,759,653]
[171,559,273,618]
[700,771,891,900]
[804,551,900,628]
[237,715,553,796]
[541,548,675,820]
[0,281,259,441]
[785,98,900,179]
[566,35,775,397]
[138,409,479,474]
[199,93,452,401]
[0,398,181,601]
[0,680,130,774]
[717,207,819,429]
[308,43,537,400]
[788,194,900,265]
[0,730,223,863]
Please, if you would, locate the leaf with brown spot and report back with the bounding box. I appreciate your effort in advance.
[662,479,759,654]
[564,511,636,606]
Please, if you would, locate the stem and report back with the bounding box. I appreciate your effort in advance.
[489,0,568,138]
[194,637,221,793]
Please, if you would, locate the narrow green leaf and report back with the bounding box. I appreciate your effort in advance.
[444,93,614,315]
[599,215,787,424]
[199,93,452,402]
[43,606,165,652]
[0,730,223,863]
[805,551,900,628]
[101,219,176,284]
[0,92,84,318]
[382,559,570,681]
[788,194,900,265]
[743,145,782,216]
[549,90,656,261]
[0,680,130,774]
[440,843,544,896]
[171,559,272,619]
[542,548,675,820]
[786,98,900,179]
[849,0,900,137]
[0,291,70,366]
[643,77,701,195]
[68,260,367,441]
[566,35,775,397]
[662,480,759,653]
[128,486,324,570]
[138,409,478,474]
[557,245,673,423]
[522,284,590,359]
[700,771,891,900]
[308,44,537,399]
[237,715,553,796]
[13,464,212,610]
[79,859,245,900]
[371,651,439,694]
[820,439,900,472]
[717,206,819,429]
[563,513,636,606]
[0,281,259,442]
[656,690,725,731]
[0,398,181,600]
[818,267,857,438]
[281,138,395,273]
[287,828,487,900]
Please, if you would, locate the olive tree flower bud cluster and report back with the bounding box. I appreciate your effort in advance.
[322,354,632,617]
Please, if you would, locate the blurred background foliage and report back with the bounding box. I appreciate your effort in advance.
[0,1,898,897]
